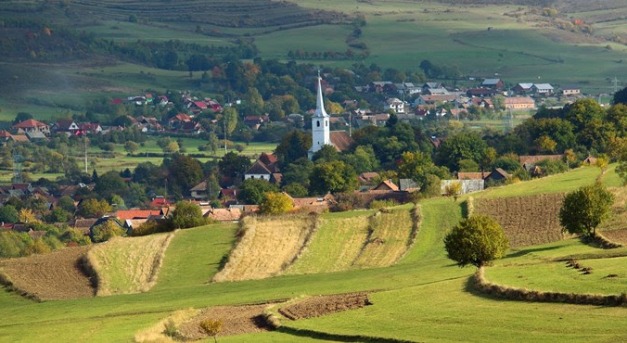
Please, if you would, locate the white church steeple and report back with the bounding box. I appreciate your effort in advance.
[308,71,331,159]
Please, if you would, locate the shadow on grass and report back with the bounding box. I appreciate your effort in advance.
[276,326,418,342]
[505,246,561,259]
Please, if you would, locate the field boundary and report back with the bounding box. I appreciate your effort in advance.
[280,214,320,271]
[470,267,627,306]
[398,204,423,262]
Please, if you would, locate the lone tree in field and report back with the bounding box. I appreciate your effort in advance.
[444,215,509,268]
[200,319,223,343]
[559,183,614,238]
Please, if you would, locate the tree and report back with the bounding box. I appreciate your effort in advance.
[274,130,311,167]
[92,219,126,243]
[218,152,251,179]
[259,192,294,215]
[613,86,627,105]
[435,131,488,171]
[309,160,358,195]
[77,198,112,218]
[444,181,462,201]
[238,179,279,205]
[444,215,509,268]
[559,183,614,238]
[95,170,128,200]
[221,107,238,140]
[18,208,39,224]
[124,141,139,154]
[167,154,203,197]
[170,201,207,229]
[0,205,19,223]
[199,319,223,343]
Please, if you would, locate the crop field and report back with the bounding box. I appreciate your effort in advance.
[352,208,416,268]
[0,246,94,301]
[86,232,175,296]
[212,215,319,282]
[285,211,372,275]
[473,193,567,248]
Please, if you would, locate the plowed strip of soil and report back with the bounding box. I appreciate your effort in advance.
[600,229,627,244]
[0,246,94,301]
[279,292,371,320]
[177,304,274,340]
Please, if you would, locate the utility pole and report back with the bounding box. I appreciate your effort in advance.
[84,136,88,174]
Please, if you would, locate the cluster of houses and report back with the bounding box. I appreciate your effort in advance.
[346,78,582,125]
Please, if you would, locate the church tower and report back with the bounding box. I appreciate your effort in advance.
[308,72,331,159]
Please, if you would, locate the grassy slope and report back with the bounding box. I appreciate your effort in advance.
[87,233,174,296]
[1,168,627,341]
[285,210,373,275]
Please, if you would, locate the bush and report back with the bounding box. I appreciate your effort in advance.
[369,199,398,210]
[444,215,509,268]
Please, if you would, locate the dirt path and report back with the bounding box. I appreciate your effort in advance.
[0,246,94,301]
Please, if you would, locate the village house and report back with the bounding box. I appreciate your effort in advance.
[561,86,581,97]
[532,83,554,96]
[53,119,80,135]
[12,119,50,135]
[511,83,534,95]
[244,152,282,183]
[384,98,407,114]
[504,96,536,110]
[481,78,505,90]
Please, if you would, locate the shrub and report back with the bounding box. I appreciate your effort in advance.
[369,199,398,210]
[444,215,509,268]
[199,318,223,342]
[559,183,614,238]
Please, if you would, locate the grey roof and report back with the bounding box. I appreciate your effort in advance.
[481,79,502,85]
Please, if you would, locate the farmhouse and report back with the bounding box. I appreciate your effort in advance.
[244,153,281,183]
[481,78,505,90]
[384,98,406,114]
[561,86,581,96]
[532,83,554,96]
[504,96,535,110]
[511,83,534,95]
[13,119,50,135]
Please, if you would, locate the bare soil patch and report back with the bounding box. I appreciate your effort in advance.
[0,246,94,301]
[279,292,371,320]
[177,304,275,340]
[599,229,627,245]
[474,193,566,248]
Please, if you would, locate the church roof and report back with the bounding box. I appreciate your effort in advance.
[330,131,353,152]
[314,73,329,118]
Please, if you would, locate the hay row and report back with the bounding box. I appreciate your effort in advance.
[283,215,370,275]
[0,269,41,302]
[212,215,318,282]
[86,232,175,296]
[352,209,414,268]
[472,267,627,306]
[397,204,423,262]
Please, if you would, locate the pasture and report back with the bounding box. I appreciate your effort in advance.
[1,167,627,340]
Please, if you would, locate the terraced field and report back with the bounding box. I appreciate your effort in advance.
[86,232,175,296]
[212,215,319,282]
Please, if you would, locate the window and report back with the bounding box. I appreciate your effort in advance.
[325,120,328,127]
[317,120,320,127]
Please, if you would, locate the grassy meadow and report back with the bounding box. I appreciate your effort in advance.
[1,166,626,341]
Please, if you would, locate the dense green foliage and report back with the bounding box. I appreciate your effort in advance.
[444,215,509,268]
[559,183,615,237]
[259,192,294,215]
[170,201,208,229]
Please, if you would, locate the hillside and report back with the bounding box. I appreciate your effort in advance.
[0,168,627,341]
[0,0,626,118]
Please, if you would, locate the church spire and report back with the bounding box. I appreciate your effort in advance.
[314,70,328,118]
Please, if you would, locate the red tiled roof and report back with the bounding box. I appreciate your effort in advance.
[116,209,162,220]
[457,172,489,180]
[519,155,564,164]
[374,179,399,191]
[13,119,48,129]
[330,131,353,152]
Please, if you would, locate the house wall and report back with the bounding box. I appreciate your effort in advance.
[244,174,271,181]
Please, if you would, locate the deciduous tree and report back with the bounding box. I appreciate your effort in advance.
[259,192,294,215]
[444,215,509,268]
[559,183,614,238]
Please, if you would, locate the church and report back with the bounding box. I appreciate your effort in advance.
[308,73,353,160]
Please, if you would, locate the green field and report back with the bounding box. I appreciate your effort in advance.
[1,166,627,341]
